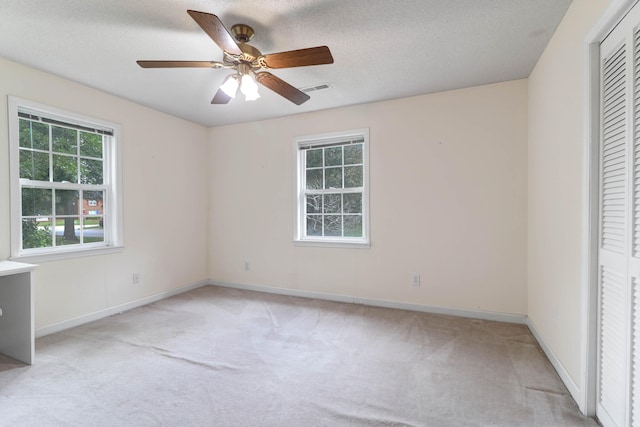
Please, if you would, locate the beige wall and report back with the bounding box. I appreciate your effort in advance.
[0,57,209,329]
[528,0,612,392]
[0,55,527,333]
[208,80,528,315]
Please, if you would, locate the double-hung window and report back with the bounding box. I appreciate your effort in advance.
[294,129,369,247]
[8,97,123,261]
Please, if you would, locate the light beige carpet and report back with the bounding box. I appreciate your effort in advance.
[0,286,598,426]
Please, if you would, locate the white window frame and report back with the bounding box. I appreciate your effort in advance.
[8,96,124,262]
[294,128,370,248]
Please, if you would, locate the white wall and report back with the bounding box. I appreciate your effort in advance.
[0,57,210,330]
[208,80,528,315]
[527,0,612,398]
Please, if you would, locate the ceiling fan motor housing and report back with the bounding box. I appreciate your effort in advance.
[224,43,262,66]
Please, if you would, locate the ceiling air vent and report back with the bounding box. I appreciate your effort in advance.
[300,83,331,93]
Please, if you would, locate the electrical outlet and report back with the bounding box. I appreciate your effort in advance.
[411,274,421,286]
[244,261,250,271]
[132,273,140,284]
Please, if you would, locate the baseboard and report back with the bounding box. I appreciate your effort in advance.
[35,279,209,338]
[208,280,528,325]
[213,281,587,406]
[526,317,580,401]
[34,277,581,410]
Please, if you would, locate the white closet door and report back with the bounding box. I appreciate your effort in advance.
[631,21,640,427]
[624,20,640,427]
[598,6,635,427]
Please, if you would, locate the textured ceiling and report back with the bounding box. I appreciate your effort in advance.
[0,0,572,128]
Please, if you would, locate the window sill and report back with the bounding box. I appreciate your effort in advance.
[293,239,370,249]
[10,245,124,263]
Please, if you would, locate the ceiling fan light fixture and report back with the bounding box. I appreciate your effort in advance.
[240,73,260,101]
[243,91,261,101]
[138,11,333,105]
[220,75,239,98]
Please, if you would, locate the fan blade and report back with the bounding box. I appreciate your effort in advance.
[137,61,224,68]
[211,88,232,104]
[260,46,334,69]
[255,72,310,105]
[187,10,242,55]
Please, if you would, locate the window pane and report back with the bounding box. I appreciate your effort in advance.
[324,194,342,214]
[80,132,103,158]
[80,159,103,184]
[325,147,342,166]
[306,149,322,168]
[22,218,53,249]
[22,188,52,216]
[83,191,104,214]
[52,126,77,155]
[325,167,343,188]
[56,190,79,215]
[344,166,363,188]
[19,120,49,150]
[306,215,322,236]
[306,195,322,214]
[343,193,362,214]
[56,217,80,245]
[324,215,342,236]
[20,150,50,181]
[53,154,78,182]
[344,215,363,237]
[344,144,362,165]
[306,169,323,190]
[83,216,104,243]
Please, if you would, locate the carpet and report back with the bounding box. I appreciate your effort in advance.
[0,286,598,426]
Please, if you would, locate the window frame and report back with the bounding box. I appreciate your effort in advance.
[8,96,124,262]
[293,128,370,248]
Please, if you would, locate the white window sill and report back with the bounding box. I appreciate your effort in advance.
[293,239,370,249]
[10,245,124,263]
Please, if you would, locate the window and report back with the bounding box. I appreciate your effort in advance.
[8,97,123,261]
[294,129,369,247]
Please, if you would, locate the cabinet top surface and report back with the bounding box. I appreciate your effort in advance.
[0,260,37,276]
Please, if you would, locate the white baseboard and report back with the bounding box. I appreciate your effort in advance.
[35,280,209,338]
[208,280,528,325]
[212,281,587,404]
[526,317,580,401]
[35,278,580,407]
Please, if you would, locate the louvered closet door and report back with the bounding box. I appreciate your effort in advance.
[598,5,640,427]
[632,21,640,427]
[630,21,640,426]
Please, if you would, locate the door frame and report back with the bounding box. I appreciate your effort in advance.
[584,0,639,416]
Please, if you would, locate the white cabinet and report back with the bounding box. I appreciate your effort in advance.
[0,261,37,365]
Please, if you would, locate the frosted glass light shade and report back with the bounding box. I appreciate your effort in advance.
[240,74,260,101]
[220,75,239,98]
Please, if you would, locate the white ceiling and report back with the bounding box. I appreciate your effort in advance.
[0,0,572,128]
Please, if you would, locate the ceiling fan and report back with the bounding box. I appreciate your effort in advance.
[137,10,334,105]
